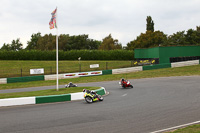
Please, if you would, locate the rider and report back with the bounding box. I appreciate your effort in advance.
[83,89,98,98]
[121,78,126,87]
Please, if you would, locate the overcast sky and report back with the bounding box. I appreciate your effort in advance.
[1,0,200,48]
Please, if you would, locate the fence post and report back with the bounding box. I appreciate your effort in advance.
[21,68,22,77]
[106,62,108,70]
[79,64,81,72]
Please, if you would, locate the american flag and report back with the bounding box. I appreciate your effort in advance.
[49,8,57,29]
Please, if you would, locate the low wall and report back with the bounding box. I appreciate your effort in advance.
[7,75,44,83]
[171,60,199,68]
[112,66,143,74]
[45,74,70,80]
[0,97,35,107]
[143,63,171,70]
[0,87,106,107]
[0,78,7,84]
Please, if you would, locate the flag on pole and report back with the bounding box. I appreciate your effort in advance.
[49,7,59,91]
[49,8,57,29]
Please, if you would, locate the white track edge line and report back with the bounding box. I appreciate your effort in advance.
[150,120,200,133]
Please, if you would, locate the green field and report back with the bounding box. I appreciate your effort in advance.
[0,60,135,78]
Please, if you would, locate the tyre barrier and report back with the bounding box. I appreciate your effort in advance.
[0,87,106,107]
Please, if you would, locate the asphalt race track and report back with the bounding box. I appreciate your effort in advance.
[0,76,200,133]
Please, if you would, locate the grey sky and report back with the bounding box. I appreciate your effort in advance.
[1,0,200,48]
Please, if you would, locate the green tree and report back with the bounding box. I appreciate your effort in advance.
[1,43,11,50]
[126,31,167,50]
[1,39,23,51]
[99,34,122,50]
[10,39,23,51]
[26,32,41,50]
[37,34,56,50]
[165,31,186,46]
[185,28,200,45]
[146,16,154,32]
[164,26,200,46]
[35,34,101,51]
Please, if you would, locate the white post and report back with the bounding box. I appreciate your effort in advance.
[56,8,59,91]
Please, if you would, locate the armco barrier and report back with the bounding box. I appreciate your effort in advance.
[143,63,171,70]
[0,78,7,84]
[0,87,107,107]
[36,94,71,104]
[171,60,199,68]
[112,66,143,74]
[7,75,44,83]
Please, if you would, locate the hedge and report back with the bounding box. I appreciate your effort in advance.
[0,50,134,60]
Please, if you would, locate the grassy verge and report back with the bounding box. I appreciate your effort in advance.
[0,60,134,78]
[166,124,200,133]
[0,87,99,99]
[0,65,200,90]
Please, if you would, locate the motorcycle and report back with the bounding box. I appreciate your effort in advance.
[65,82,78,88]
[119,79,133,88]
[83,89,103,103]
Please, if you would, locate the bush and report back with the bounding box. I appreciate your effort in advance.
[0,50,134,60]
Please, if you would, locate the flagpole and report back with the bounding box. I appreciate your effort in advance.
[56,7,59,91]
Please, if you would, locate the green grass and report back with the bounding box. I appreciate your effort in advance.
[166,124,200,133]
[0,60,135,78]
[0,87,99,99]
[0,64,200,90]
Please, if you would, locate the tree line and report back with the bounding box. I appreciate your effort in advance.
[1,16,200,51]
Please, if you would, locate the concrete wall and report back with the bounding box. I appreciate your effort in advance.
[171,60,199,68]
[0,78,7,84]
[112,66,143,74]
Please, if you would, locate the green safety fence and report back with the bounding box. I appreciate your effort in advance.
[143,63,171,71]
[7,75,44,83]
[102,69,112,75]
[36,94,71,104]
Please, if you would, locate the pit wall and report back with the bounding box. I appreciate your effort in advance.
[0,60,199,84]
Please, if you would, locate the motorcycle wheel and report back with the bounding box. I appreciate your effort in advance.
[130,85,133,88]
[85,97,93,103]
[122,84,126,88]
[99,96,103,101]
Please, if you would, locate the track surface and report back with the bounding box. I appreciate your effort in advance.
[1,76,200,133]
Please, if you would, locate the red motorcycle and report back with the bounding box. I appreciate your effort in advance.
[119,78,133,88]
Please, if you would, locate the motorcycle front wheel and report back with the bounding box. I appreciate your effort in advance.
[85,97,93,103]
[99,96,103,101]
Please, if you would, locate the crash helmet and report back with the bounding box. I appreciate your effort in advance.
[121,78,125,81]
[83,89,86,92]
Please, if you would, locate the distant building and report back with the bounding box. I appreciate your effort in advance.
[134,46,200,64]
